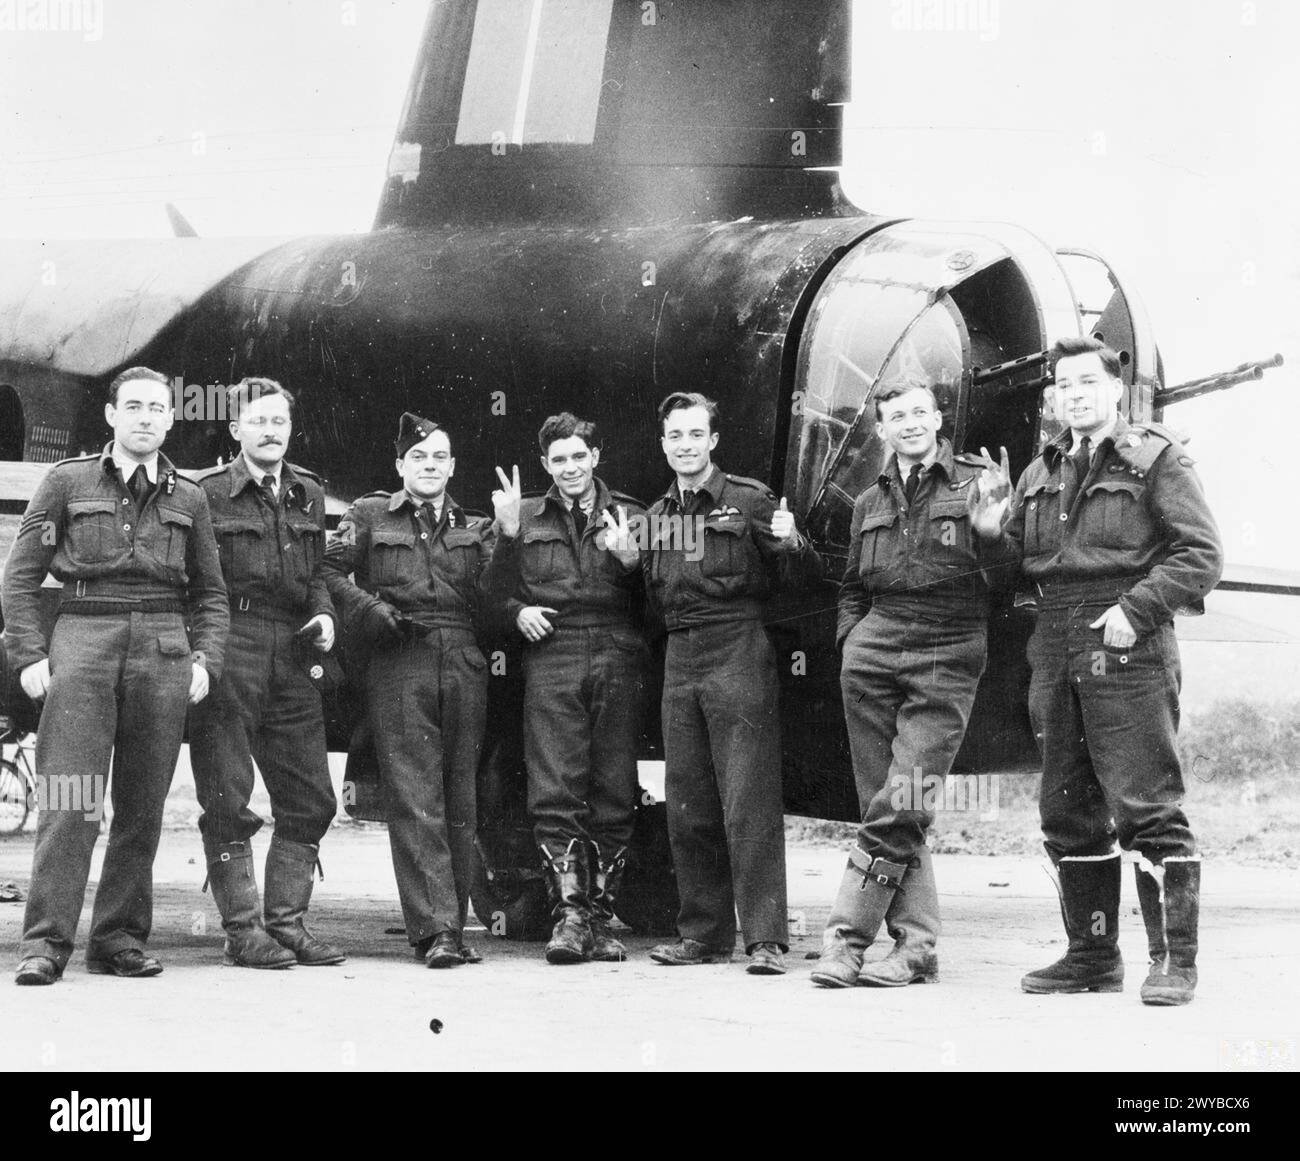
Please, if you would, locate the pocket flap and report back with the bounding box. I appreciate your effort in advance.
[214,518,265,536]
[157,627,190,656]
[1023,480,1054,499]
[703,519,745,537]
[285,516,321,535]
[1085,479,1144,499]
[443,528,483,548]
[522,526,566,544]
[858,510,897,533]
[67,498,118,517]
[372,528,415,547]
[158,506,194,529]
[929,498,969,519]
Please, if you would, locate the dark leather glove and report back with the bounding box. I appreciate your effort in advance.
[362,601,404,650]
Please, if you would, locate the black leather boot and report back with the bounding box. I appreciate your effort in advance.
[589,843,628,962]
[541,839,594,965]
[858,845,940,986]
[1021,852,1123,994]
[810,847,903,988]
[204,840,296,969]
[1135,855,1200,1006]
[264,835,346,966]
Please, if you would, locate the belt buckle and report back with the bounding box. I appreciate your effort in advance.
[75,580,87,598]
[237,597,251,612]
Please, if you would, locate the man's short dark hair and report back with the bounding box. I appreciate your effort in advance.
[227,376,296,422]
[657,391,719,434]
[538,411,599,455]
[107,366,171,405]
[1051,335,1122,380]
[873,381,939,421]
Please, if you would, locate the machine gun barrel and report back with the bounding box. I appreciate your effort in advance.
[1155,353,1284,408]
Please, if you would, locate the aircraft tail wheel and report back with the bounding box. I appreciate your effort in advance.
[470,826,552,941]
[612,802,680,937]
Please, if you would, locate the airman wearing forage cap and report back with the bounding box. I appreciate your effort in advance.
[323,412,496,968]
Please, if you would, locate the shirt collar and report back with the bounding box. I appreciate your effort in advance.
[228,452,303,501]
[545,477,609,516]
[664,464,725,508]
[1045,414,1128,465]
[105,442,160,484]
[390,488,456,522]
[879,438,955,488]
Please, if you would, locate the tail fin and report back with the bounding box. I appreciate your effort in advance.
[374,0,851,228]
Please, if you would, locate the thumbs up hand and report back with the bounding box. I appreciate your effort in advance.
[770,496,796,542]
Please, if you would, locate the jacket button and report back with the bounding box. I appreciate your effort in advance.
[1058,483,1065,491]
[121,498,129,505]
[123,523,131,532]
[420,532,428,540]
[1059,513,1068,522]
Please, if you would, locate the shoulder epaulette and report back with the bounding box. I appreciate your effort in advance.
[724,474,773,494]
[607,489,646,509]
[288,462,323,483]
[170,471,202,490]
[53,452,100,468]
[1113,423,1186,475]
[192,462,231,481]
[356,490,390,501]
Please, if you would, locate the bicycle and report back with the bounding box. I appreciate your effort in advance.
[0,715,37,836]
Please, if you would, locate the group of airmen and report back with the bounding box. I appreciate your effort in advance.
[3,333,1222,1007]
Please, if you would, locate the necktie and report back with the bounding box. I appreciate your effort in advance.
[1064,436,1091,510]
[903,463,922,504]
[573,506,588,537]
[129,465,149,505]
[261,473,277,498]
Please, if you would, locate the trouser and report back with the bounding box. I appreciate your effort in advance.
[20,611,192,967]
[840,611,988,865]
[662,618,788,952]
[364,627,486,944]
[1028,605,1195,861]
[189,614,335,846]
[524,626,645,856]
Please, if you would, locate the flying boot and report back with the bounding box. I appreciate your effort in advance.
[541,839,594,965]
[204,839,296,969]
[264,834,346,966]
[1021,852,1123,994]
[810,845,905,988]
[1135,854,1200,1006]
[857,845,940,986]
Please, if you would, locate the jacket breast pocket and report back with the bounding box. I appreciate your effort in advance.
[155,506,194,573]
[214,517,268,583]
[1022,481,1059,555]
[65,498,124,563]
[856,510,897,575]
[1083,478,1146,548]
[442,527,485,581]
[370,527,417,585]
[521,526,567,582]
[927,497,973,569]
[285,515,324,579]
[700,518,747,579]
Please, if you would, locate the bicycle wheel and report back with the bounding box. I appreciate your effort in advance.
[0,759,31,835]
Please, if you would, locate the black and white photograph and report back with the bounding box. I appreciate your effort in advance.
[0,0,1295,1112]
